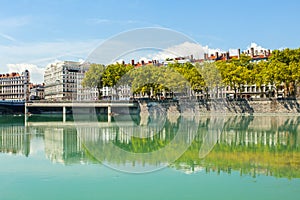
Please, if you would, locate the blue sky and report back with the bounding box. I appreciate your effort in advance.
[0,0,300,83]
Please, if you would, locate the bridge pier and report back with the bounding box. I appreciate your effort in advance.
[63,106,66,122]
[25,104,28,126]
[108,105,111,123]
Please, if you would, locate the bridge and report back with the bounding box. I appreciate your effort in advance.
[25,101,139,122]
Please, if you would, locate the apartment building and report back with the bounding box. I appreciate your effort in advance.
[44,61,81,101]
[30,84,45,100]
[0,70,30,101]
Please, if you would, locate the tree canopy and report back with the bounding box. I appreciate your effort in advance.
[81,64,105,99]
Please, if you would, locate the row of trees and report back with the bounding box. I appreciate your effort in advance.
[82,62,204,99]
[216,48,300,97]
[82,48,300,99]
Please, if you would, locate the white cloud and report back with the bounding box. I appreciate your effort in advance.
[6,63,45,84]
[246,42,268,52]
[278,46,287,50]
[0,32,16,42]
[0,39,100,65]
[151,42,206,61]
[78,58,85,64]
[129,42,272,62]
[145,42,230,61]
[0,39,101,83]
[114,42,232,62]
[203,46,225,55]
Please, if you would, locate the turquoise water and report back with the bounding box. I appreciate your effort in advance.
[0,115,300,200]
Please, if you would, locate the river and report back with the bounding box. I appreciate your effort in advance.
[0,114,299,200]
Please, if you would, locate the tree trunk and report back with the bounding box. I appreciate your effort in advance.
[291,82,296,97]
[284,82,289,97]
[295,83,299,98]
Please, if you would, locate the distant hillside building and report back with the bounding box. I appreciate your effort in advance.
[203,47,271,62]
[44,61,81,101]
[0,70,30,101]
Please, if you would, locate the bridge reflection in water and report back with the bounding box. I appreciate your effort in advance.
[0,115,299,178]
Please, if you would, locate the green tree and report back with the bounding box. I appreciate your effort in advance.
[102,63,134,99]
[82,64,105,99]
[169,62,204,97]
[102,63,134,87]
[216,57,252,98]
[196,62,222,99]
[252,61,269,97]
[231,54,253,69]
[269,48,300,97]
[129,65,161,97]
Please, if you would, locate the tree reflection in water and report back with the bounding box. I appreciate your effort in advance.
[0,115,299,178]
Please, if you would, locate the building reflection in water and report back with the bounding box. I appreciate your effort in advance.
[0,123,30,156]
[0,115,299,178]
[44,127,86,164]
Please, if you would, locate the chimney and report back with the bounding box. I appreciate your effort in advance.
[238,48,241,58]
[226,51,230,60]
[141,60,145,65]
[250,47,254,57]
[131,59,135,66]
[264,50,267,56]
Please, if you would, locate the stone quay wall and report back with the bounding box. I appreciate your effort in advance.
[139,98,300,116]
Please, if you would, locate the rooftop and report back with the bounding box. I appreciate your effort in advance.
[0,72,21,79]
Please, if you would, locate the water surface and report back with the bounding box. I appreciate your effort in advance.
[0,115,299,200]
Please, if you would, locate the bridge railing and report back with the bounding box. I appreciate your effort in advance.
[28,100,139,104]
